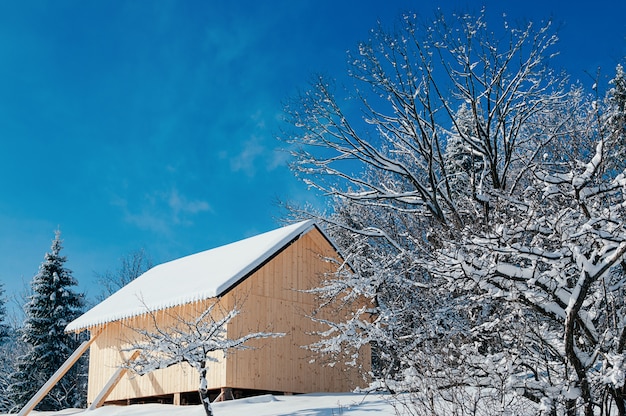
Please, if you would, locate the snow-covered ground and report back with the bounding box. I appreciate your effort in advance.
[4,393,404,416]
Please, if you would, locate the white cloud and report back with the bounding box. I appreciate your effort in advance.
[229,135,266,176]
[268,147,291,171]
[112,188,212,234]
[168,188,211,224]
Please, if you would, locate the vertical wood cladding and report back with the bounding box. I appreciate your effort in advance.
[85,228,370,405]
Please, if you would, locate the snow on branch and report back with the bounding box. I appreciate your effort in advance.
[122,299,284,416]
[282,7,626,413]
[124,300,283,375]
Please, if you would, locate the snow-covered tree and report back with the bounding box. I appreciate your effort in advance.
[284,8,626,415]
[0,283,10,345]
[0,327,28,413]
[604,64,626,174]
[0,282,15,412]
[285,10,563,228]
[8,230,85,412]
[124,301,283,416]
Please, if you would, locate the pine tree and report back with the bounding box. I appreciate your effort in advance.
[444,104,484,198]
[606,64,626,173]
[0,283,9,344]
[8,230,85,412]
[0,282,15,412]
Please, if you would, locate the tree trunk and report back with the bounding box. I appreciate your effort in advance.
[565,398,576,416]
[198,363,213,416]
[612,387,626,416]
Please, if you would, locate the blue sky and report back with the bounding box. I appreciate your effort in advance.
[1,0,625,306]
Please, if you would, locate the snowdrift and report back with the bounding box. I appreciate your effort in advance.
[4,393,400,416]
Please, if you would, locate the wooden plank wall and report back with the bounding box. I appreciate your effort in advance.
[85,227,370,405]
[224,229,370,393]
[86,302,227,404]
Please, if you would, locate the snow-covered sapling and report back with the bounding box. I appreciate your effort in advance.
[124,300,283,416]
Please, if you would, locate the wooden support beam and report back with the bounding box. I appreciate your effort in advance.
[18,327,104,416]
[88,350,141,410]
[213,387,234,402]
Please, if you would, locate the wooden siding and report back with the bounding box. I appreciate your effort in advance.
[85,227,370,405]
[86,300,227,403]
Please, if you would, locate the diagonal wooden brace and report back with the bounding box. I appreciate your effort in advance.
[87,349,141,410]
[18,327,104,416]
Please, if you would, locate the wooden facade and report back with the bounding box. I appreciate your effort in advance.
[78,225,370,406]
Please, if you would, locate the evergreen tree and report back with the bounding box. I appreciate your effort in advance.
[606,64,626,172]
[8,230,85,412]
[443,104,487,213]
[0,283,10,344]
[0,328,27,413]
[0,282,15,412]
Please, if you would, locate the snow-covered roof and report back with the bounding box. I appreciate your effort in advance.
[66,220,318,333]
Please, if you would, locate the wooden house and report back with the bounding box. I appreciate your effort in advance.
[65,220,370,407]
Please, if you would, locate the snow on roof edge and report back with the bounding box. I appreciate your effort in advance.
[65,220,318,333]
